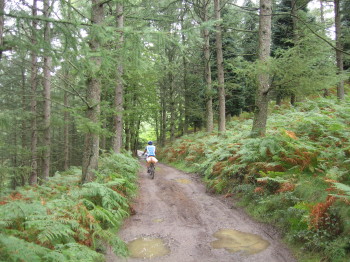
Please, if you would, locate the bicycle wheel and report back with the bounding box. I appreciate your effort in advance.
[149,163,155,179]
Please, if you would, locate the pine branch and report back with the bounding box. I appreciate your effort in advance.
[291,13,350,56]
[1,11,91,27]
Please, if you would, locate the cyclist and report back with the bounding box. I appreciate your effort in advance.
[142,141,158,173]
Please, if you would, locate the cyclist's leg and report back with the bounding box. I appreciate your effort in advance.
[147,156,154,171]
[146,157,150,173]
[150,163,155,179]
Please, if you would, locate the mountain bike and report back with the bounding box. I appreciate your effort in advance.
[148,163,155,179]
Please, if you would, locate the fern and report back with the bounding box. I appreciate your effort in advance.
[55,243,104,262]
[0,200,46,230]
[35,222,76,245]
[331,183,350,200]
[0,152,138,260]
[0,233,65,262]
[92,206,124,228]
[80,182,129,211]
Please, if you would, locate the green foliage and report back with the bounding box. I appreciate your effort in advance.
[0,153,138,261]
[331,183,350,200]
[0,233,67,262]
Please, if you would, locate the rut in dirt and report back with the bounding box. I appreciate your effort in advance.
[106,159,296,262]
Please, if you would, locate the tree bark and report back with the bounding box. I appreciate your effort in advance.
[251,0,272,137]
[180,4,189,135]
[112,3,124,153]
[319,0,330,97]
[21,66,27,162]
[290,0,298,104]
[214,0,225,133]
[63,90,69,170]
[182,51,189,135]
[160,82,167,146]
[42,0,52,180]
[63,1,71,170]
[320,0,325,24]
[290,93,296,106]
[169,68,176,141]
[81,0,104,184]
[276,92,282,106]
[203,4,213,133]
[125,118,131,151]
[29,0,38,185]
[0,0,4,60]
[334,0,344,100]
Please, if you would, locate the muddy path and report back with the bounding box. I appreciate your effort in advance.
[106,157,296,262]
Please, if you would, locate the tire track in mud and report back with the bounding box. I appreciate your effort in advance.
[106,160,296,262]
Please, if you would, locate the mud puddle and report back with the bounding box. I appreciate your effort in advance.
[211,229,270,255]
[128,237,170,259]
[174,178,192,184]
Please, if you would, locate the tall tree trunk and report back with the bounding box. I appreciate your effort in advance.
[63,1,71,171]
[159,82,167,146]
[81,0,104,183]
[129,90,140,156]
[320,0,325,24]
[290,0,298,104]
[63,90,69,170]
[29,0,38,185]
[180,5,190,135]
[155,111,160,142]
[21,66,27,163]
[0,0,4,60]
[169,71,175,141]
[251,0,272,137]
[125,119,130,151]
[124,93,131,151]
[319,0,330,97]
[203,4,213,133]
[183,54,189,135]
[112,3,124,153]
[334,0,344,100]
[131,118,141,156]
[43,0,52,180]
[20,64,27,186]
[276,92,282,106]
[290,93,296,106]
[214,0,225,133]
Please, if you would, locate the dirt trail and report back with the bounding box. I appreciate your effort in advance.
[106,157,296,262]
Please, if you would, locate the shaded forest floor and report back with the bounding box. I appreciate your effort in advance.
[107,158,296,262]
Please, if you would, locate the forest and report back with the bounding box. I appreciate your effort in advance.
[0,0,349,261]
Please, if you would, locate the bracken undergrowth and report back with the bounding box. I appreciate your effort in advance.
[0,152,139,262]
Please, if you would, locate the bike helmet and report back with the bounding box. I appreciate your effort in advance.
[148,141,153,145]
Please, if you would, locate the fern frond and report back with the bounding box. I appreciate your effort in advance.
[90,206,122,228]
[36,222,75,245]
[331,182,350,200]
[55,243,104,262]
[81,182,128,210]
[0,201,46,230]
[0,233,65,262]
